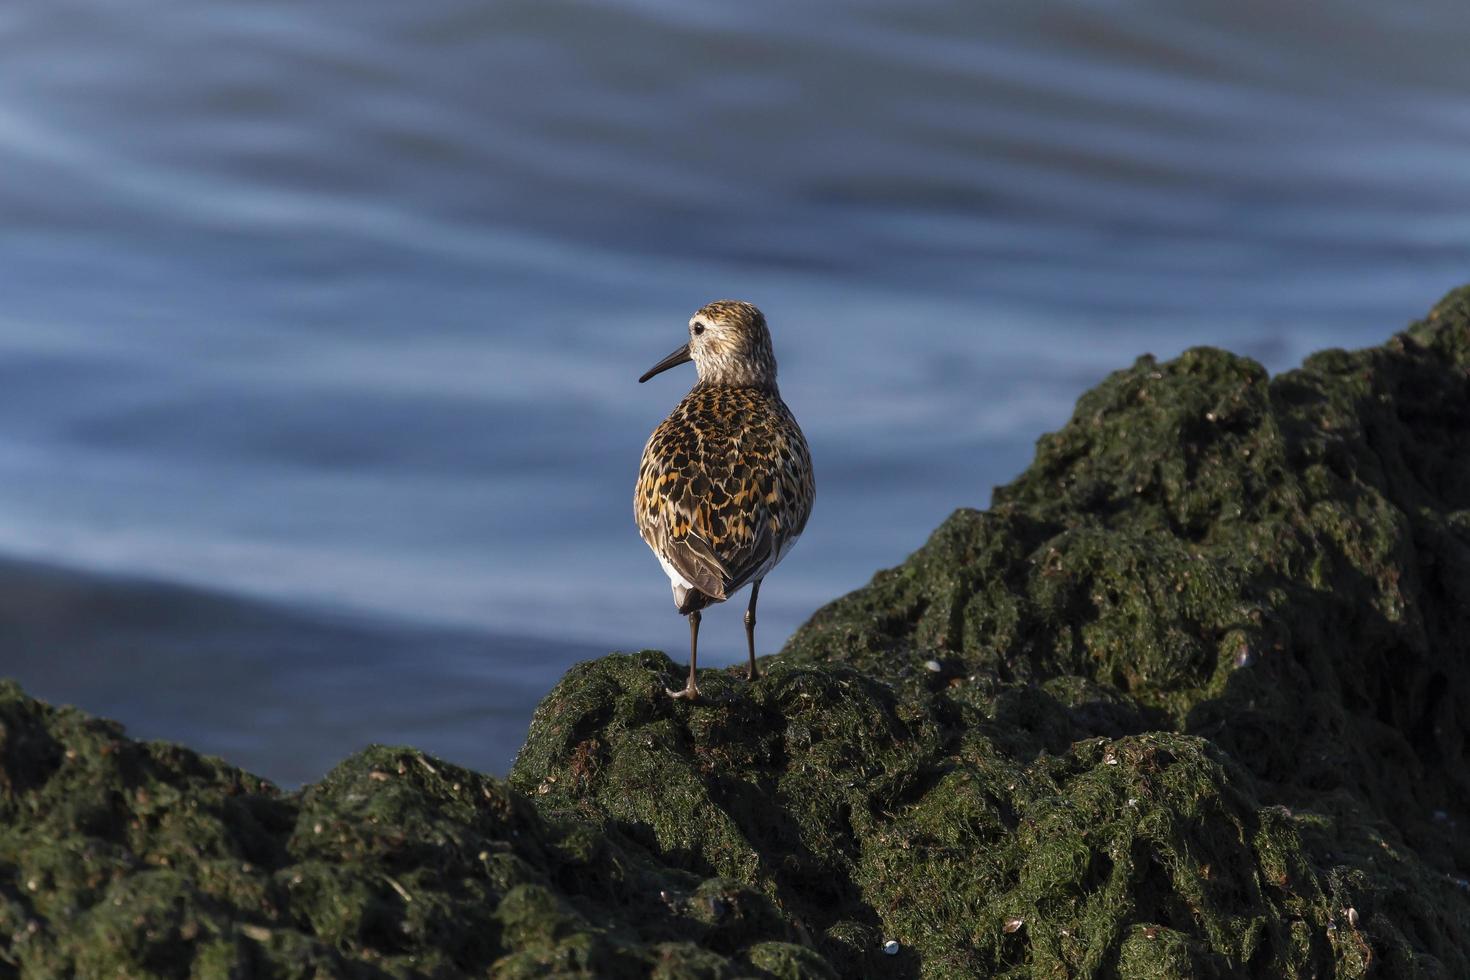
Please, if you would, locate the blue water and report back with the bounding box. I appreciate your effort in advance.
[1,0,1467,783]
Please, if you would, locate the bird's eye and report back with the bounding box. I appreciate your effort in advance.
[693,323,706,335]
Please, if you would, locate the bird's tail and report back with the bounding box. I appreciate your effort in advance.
[674,585,717,615]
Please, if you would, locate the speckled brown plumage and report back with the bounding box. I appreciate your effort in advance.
[637,382,813,606]
[634,300,814,699]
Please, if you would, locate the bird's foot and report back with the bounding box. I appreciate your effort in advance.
[666,681,701,701]
[746,665,760,682]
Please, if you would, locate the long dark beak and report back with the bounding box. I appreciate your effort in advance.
[638,343,692,383]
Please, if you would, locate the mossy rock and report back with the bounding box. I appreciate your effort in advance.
[0,685,812,977]
[5,287,1470,977]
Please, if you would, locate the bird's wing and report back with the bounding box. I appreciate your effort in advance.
[636,409,729,600]
[637,498,729,600]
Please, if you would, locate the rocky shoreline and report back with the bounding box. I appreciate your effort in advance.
[4,288,1469,977]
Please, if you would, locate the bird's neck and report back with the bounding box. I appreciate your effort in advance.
[694,352,778,389]
[694,374,780,396]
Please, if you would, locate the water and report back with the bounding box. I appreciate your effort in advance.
[1,0,1467,784]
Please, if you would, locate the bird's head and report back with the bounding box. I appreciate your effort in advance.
[639,300,777,388]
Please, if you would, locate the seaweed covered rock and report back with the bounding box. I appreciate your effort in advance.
[5,288,1470,978]
[514,653,1374,977]
[790,288,1470,851]
[0,681,819,976]
[516,288,1470,976]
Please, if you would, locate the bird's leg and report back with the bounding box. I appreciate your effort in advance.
[667,609,701,700]
[745,579,762,681]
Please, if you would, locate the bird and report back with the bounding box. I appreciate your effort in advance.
[635,300,815,700]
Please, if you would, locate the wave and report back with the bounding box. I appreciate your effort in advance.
[0,555,604,786]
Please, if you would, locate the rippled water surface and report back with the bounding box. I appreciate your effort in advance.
[1,1,1467,781]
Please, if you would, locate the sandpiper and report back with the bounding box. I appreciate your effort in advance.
[635,300,815,700]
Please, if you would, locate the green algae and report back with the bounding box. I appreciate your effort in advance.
[4,287,1470,977]
[0,689,808,977]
